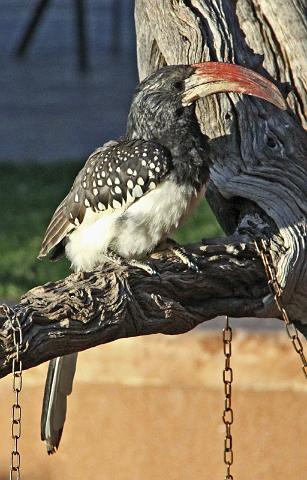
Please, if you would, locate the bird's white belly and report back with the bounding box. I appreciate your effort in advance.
[65,206,124,272]
[114,181,199,258]
[65,180,202,271]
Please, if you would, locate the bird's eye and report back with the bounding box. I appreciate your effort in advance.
[266,135,277,149]
[173,80,184,91]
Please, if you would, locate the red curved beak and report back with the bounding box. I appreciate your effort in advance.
[182,61,287,110]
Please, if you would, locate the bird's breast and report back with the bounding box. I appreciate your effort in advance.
[114,179,206,258]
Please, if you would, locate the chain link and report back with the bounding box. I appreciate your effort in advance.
[222,315,234,480]
[255,239,307,379]
[3,305,23,479]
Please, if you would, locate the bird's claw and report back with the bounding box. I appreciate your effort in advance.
[186,259,201,275]
[128,259,161,281]
[143,264,160,278]
[149,267,162,283]
[171,247,201,274]
[104,251,161,280]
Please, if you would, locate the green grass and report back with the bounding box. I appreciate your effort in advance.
[0,163,222,299]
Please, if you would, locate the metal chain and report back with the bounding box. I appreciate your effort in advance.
[3,305,23,479]
[222,315,234,480]
[255,239,307,379]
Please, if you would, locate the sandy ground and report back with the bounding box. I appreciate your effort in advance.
[0,330,306,479]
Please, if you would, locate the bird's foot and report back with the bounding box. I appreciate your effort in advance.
[171,247,200,273]
[105,250,127,267]
[162,240,200,274]
[105,250,159,278]
[128,259,160,279]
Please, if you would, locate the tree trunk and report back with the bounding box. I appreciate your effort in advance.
[0,0,306,377]
[135,0,307,323]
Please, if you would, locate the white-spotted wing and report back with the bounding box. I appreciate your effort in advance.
[39,139,172,259]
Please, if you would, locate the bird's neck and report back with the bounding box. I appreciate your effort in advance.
[126,121,210,190]
[157,125,210,190]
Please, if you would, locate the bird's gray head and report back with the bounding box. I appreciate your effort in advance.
[126,62,287,144]
[127,65,196,143]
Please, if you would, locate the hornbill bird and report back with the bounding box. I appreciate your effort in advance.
[38,61,286,453]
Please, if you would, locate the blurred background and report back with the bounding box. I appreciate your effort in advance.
[0,0,221,299]
[0,1,306,479]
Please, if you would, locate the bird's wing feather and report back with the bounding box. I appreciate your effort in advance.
[38,139,172,258]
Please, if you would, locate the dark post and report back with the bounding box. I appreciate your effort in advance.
[15,0,51,57]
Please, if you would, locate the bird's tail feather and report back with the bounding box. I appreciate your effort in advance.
[41,353,78,454]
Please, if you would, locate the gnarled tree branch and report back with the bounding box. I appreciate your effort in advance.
[0,240,271,378]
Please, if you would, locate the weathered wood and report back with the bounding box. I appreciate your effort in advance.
[0,1,306,377]
[236,0,307,128]
[135,0,307,325]
[0,241,270,378]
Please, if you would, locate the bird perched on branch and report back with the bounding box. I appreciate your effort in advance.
[38,61,286,453]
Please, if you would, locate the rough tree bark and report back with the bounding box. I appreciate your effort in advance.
[0,0,306,378]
